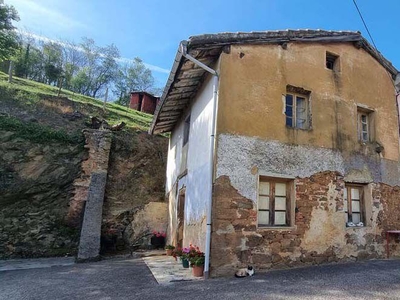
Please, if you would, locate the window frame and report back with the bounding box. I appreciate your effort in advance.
[285,92,310,130]
[326,51,340,71]
[357,107,374,143]
[257,176,293,228]
[183,115,191,146]
[344,184,365,227]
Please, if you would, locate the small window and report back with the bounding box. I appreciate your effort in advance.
[357,108,374,143]
[183,115,190,146]
[258,177,292,227]
[326,52,339,70]
[285,93,310,130]
[344,185,365,227]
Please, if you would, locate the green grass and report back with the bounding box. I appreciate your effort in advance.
[0,71,154,130]
[0,115,83,144]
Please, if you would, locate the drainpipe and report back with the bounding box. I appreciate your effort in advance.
[180,41,219,279]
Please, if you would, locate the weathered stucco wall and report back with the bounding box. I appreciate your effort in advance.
[210,42,400,277]
[166,74,215,250]
[217,43,399,160]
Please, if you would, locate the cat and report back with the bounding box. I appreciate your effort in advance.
[234,265,254,278]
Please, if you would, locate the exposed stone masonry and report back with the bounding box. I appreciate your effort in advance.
[210,172,400,277]
[67,130,112,227]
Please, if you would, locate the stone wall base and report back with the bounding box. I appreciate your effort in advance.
[210,172,400,277]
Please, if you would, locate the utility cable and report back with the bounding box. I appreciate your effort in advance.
[352,0,399,94]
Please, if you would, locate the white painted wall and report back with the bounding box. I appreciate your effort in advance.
[165,74,215,250]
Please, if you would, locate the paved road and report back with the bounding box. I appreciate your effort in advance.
[1,258,400,300]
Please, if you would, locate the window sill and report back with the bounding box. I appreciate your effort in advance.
[285,125,312,132]
[257,226,296,231]
[345,226,366,229]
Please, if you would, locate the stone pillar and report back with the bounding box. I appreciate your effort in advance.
[68,129,112,261]
[67,130,112,227]
[77,170,108,261]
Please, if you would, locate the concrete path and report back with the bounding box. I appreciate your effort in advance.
[1,258,400,299]
[0,257,75,272]
[143,255,203,284]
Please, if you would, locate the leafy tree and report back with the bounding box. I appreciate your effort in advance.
[114,57,155,106]
[14,43,44,80]
[74,38,119,98]
[0,3,20,60]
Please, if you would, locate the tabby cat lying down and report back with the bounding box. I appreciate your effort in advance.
[234,266,254,278]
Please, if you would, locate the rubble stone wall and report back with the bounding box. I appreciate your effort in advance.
[211,173,400,277]
[67,130,112,227]
[210,133,400,277]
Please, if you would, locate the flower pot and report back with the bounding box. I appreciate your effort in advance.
[166,249,173,256]
[192,265,204,277]
[150,236,165,249]
[181,258,189,268]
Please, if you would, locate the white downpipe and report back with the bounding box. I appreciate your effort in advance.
[180,42,219,279]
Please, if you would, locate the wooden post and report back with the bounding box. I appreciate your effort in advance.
[8,61,13,83]
[103,87,108,113]
[57,76,64,97]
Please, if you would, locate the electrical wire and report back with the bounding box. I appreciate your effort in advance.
[352,0,399,94]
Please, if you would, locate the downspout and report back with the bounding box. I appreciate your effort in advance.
[180,41,219,279]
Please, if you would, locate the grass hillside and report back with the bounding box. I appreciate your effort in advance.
[0,71,153,130]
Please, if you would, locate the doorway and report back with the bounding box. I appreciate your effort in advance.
[177,188,186,248]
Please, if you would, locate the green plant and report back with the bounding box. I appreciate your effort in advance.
[0,115,83,144]
[172,247,183,258]
[190,256,205,267]
[165,244,175,250]
[185,244,205,267]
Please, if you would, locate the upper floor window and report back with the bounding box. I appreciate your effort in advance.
[357,107,374,143]
[285,86,311,130]
[326,52,340,71]
[183,115,190,146]
[258,177,293,227]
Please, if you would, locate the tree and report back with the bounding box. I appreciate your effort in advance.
[0,3,20,61]
[42,42,63,85]
[72,38,119,98]
[114,57,155,106]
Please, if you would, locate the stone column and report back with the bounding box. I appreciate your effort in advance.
[77,170,108,261]
[72,130,112,262]
[67,130,112,227]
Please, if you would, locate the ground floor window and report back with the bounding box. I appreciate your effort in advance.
[344,185,364,227]
[258,177,292,227]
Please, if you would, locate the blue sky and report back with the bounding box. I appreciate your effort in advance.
[6,0,400,89]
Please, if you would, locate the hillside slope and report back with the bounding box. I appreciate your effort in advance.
[0,74,167,258]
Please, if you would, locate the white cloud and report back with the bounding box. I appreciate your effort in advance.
[117,57,170,74]
[6,0,87,31]
[18,31,171,75]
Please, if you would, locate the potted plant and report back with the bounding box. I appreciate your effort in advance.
[188,244,205,277]
[150,231,166,249]
[165,245,175,256]
[190,256,205,277]
[172,247,182,261]
[181,247,190,268]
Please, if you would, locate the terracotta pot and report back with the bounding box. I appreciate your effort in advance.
[166,249,173,256]
[192,265,204,277]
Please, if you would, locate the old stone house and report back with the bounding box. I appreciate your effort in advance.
[149,30,400,277]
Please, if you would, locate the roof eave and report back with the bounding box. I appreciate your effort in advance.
[149,42,185,135]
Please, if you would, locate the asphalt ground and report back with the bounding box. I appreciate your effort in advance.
[1,257,400,300]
